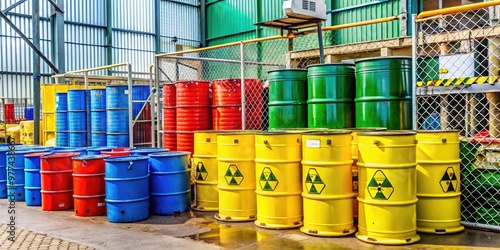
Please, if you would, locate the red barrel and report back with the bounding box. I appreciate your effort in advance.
[40,153,79,211]
[101,151,130,158]
[163,83,177,151]
[176,81,211,154]
[4,103,15,123]
[72,155,107,217]
[211,79,264,130]
[112,147,133,151]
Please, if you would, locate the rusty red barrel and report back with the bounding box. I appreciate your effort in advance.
[163,83,177,151]
[4,103,15,123]
[40,153,79,211]
[101,151,130,158]
[176,81,211,154]
[72,155,108,216]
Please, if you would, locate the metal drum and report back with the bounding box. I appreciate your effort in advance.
[90,89,107,147]
[56,92,69,147]
[40,153,80,211]
[416,130,464,234]
[6,150,34,201]
[356,131,420,245]
[355,57,412,130]
[268,69,307,129]
[106,85,129,147]
[349,127,386,224]
[215,132,256,222]
[193,131,219,211]
[301,130,356,237]
[148,152,191,215]
[0,148,9,198]
[307,64,355,129]
[212,79,242,130]
[105,156,149,222]
[73,155,108,216]
[162,83,177,151]
[24,152,50,206]
[68,89,87,111]
[68,90,88,148]
[254,132,303,229]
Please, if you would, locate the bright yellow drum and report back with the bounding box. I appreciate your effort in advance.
[193,131,220,211]
[301,130,356,236]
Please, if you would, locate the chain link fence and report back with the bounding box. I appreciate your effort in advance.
[415,5,500,230]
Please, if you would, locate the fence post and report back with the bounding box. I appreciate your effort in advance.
[240,42,246,130]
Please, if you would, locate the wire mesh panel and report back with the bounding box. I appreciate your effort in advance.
[415,5,500,230]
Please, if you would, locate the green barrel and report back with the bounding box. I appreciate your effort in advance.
[268,69,307,129]
[355,57,412,130]
[307,63,355,129]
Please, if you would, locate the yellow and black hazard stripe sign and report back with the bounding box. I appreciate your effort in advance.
[416,76,499,87]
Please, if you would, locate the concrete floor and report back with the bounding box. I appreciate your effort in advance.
[1,200,499,250]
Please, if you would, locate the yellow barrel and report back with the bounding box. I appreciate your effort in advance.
[20,121,35,145]
[349,127,386,224]
[193,131,220,211]
[254,132,303,229]
[416,130,464,234]
[356,131,420,245]
[215,131,256,221]
[300,130,356,237]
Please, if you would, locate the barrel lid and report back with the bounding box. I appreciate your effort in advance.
[86,146,116,152]
[41,152,79,159]
[358,130,416,136]
[72,155,109,161]
[113,147,135,151]
[268,69,307,74]
[149,152,191,158]
[256,131,303,135]
[354,56,412,63]
[68,89,86,92]
[175,80,210,85]
[303,129,352,135]
[104,156,149,162]
[345,127,387,131]
[217,130,260,136]
[415,130,460,133]
[24,152,52,158]
[130,148,169,153]
[13,150,34,154]
[306,63,355,68]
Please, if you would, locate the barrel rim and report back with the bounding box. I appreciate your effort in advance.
[41,152,80,159]
[72,155,109,160]
[255,131,303,135]
[302,129,352,135]
[175,80,210,84]
[86,146,117,152]
[149,151,191,157]
[24,152,52,158]
[415,129,460,133]
[104,156,149,162]
[306,62,355,68]
[129,148,169,153]
[212,78,261,82]
[354,56,412,64]
[267,69,308,74]
[216,130,260,136]
[345,127,387,131]
[358,130,416,136]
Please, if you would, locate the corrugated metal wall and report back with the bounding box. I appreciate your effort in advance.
[0,0,201,99]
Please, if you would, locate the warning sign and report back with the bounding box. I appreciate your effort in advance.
[259,167,279,191]
[367,170,394,200]
[224,164,244,185]
[352,172,358,192]
[196,162,208,181]
[305,168,326,194]
[440,167,458,193]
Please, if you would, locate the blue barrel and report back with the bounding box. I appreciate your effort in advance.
[148,152,191,215]
[25,107,34,120]
[107,133,129,147]
[6,150,32,201]
[53,147,87,156]
[0,147,9,198]
[68,111,87,131]
[56,132,70,147]
[91,132,107,147]
[105,156,149,222]
[90,89,106,110]
[87,147,115,155]
[129,148,169,157]
[107,109,129,133]
[56,111,68,130]
[68,90,87,111]
[132,85,150,118]
[24,152,49,206]
[106,85,129,109]
[55,92,68,111]
[69,132,87,147]
[91,111,106,132]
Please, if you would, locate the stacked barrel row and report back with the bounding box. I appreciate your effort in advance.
[90,89,107,146]
[268,57,412,130]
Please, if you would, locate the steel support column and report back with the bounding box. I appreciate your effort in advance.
[50,0,65,82]
[155,0,161,53]
[106,0,113,75]
[33,0,41,145]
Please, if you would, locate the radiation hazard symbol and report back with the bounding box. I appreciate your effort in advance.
[305,168,326,194]
[196,162,208,181]
[259,167,279,191]
[440,167,458,193]
[224,164,244,185]
[367,170,394,200]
